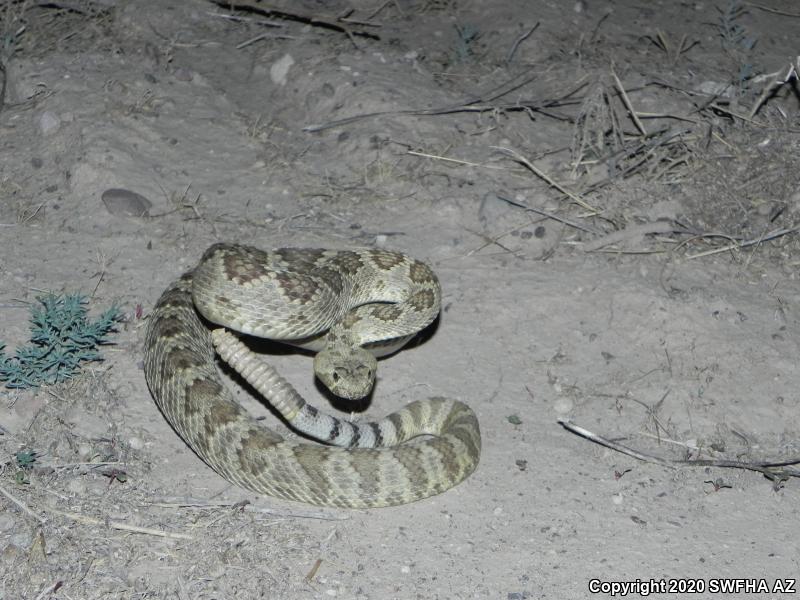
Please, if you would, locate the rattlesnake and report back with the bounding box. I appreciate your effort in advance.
[143,243,481,508]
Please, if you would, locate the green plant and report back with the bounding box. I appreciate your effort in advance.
[14,449,37,485]
[453,23,480,63]
[717,1,757,51]
[714,1,758,93]
[0,294,122,388]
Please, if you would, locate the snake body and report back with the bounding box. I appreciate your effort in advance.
[143,243,481,508]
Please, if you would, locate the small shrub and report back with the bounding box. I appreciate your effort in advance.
[0,294,122,389]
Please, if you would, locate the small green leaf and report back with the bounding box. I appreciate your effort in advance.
[15,450,36,468]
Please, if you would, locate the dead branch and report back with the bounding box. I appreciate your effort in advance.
[208,0,379,43]
[559,418,800,481]
[304,71,588,132]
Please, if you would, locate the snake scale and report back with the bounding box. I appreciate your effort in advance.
[143,243,481,508]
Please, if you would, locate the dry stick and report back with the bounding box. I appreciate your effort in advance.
[34,582,63,600]
[506,22,539,63]
[612,70,647,136]
[707,102,768,127]
[582,220,679,252]
[465,227,519,256]
[744,2,800,17]
[304,69,587,132]
[494,194,601,235]
[49,507,193,540]
[365,0,402,20]
[236,32,298,49]
[205,10,284,27]
[654,30,671,56]
[305,558,323,583]
[685,227,799,259]
[0,482,45,524]
[409,152,601,236]
[150,496,348,521]
[749,61,799,118]
[336,9,382,27]
[581,128,692,194]
[630,111,699,124]
[492,146,597,213]
[406,150,522,172]
[665,31,697,63]
[208,0,379,41]
[559,419,800,478]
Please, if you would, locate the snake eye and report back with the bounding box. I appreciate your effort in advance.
[332,371,340,382]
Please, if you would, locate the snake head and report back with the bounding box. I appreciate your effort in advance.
[314,345,377,400]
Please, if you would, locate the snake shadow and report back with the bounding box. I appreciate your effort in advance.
[213,313,441,418]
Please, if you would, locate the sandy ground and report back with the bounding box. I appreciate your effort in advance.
[1,0,800,598]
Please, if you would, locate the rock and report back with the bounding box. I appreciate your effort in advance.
[101,188,152,218]
[270,54,294,86]
[553,397,574,414]
[0,513,16,533]
[38,111,61,135]
[66,478,87,495]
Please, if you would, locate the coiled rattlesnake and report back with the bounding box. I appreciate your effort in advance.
[143,243,481,508]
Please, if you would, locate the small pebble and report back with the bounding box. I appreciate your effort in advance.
[67,479,87,495]
[612,493,624,505]
[10,530,33,548]
[89,481,108,497]
[173,67,193,82]
[270,53,295,86]
[1,544,21,564]
[38,111,61,135]
[553,397,574,414]
[128,436,144,451]
[77,443,94,461]
[0,513,16,533]
[101,188,152,218]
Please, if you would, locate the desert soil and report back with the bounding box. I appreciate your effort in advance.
[1,0,799,598]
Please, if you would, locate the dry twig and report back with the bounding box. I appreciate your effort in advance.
[304,70,587,132]
[559,419,800,481]
[493,146,597,212]
[506,22,539,63]
[208,0,379,46]
[0,482,45,524]
[744,2,800,17]
[748,58,799,118]
[612,69,647,135]
[49,507,194,540]
[494,194,601,235]
[582,220,682,252]
[684,227,799,259]
[150,496,348,520]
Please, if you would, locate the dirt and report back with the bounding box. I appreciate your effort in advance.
[1,0,799,598]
